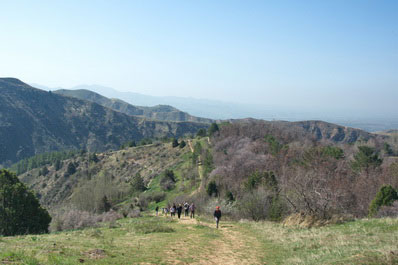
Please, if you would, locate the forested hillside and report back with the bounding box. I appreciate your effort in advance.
[0,78,209,166]
[54,89,213,123]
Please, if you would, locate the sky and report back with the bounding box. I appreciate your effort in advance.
[0,0,397,116]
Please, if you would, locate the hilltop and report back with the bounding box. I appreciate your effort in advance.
[0,78,209,166]
[54,89,213,123]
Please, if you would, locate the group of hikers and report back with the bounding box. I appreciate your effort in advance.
[156,202,196,219]
[155,203,222,229]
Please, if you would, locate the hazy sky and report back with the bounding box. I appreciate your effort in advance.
[0,0,397,114]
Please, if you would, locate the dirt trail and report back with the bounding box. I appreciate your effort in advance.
[166,216,261,265]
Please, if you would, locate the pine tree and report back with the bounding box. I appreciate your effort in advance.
[0,169,51,236]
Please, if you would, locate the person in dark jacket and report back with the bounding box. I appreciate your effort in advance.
[190,203,195,218]
[184,202,189,217]
[214,206,222,229]
[177,204,183,219]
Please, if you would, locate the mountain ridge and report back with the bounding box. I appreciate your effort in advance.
[0,78,208,166]
[54,89,213,123]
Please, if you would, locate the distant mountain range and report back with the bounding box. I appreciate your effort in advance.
[54,89,213,123]
[33,83,398,132]
[0,78,209,166]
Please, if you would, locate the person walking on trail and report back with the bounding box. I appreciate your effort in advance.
[184,202,189,217]
[155,206,159,216]
[177,204,183,219]
[214,206,222,229]
[170,204,176,217]
[189,203,196,218]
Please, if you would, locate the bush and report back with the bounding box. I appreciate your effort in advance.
[172,138,179,148]
[0,169,51,236]
[351,146,382,172]
[376,201,398,217]
[130,173,146,193]
[369,185,398,217]
[237,188,273,221]
[160,170,176,191]
[50,209,123,232]
[179,140,186,148]
[207,180,218,196]
[196,128,207,137]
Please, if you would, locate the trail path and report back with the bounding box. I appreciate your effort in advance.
[163,215,262,265]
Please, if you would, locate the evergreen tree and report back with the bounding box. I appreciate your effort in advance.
[369,185,398,217]
[131,173,146,193]
[0,169,51,236]
[351,146,382,172]
[207,180,218,196]
[196,128,207,137]
[179,140,186,148]
[172,138,179,148]
[208,123,220,136]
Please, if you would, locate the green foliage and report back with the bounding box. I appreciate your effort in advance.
[131,173,147,193]
[139,138,153,146]
[383,143,394,156]
[66,162,77,176]
[226,191,235,202]
[121,140,137,149]
[321,146,344,159]
[194,141,202,154]
[264,135,285,156]
[89,153,99,163]
[179,140,186,148]
[369,185,398,217]
[160,169,176,191]
[351,146,382,172]
[100,195,112,212]
[206,180,218,196]
[0,169,51,236]
[172,138,179,148]
[196,128,207,137]
[244,171,278,191]
[203,150,214,176]
[9,150,79,175]
[208,123,220,136]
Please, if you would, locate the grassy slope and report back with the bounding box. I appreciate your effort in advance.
[1,216,398,264]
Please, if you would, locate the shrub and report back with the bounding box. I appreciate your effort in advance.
[50,209,123,232]
[376,201,398,217]
[351,146,382,172]
[237,188,273,221]
[369,185,398,217]
[0,169,51,236]
[172,138,179,148]
[196,128,207,137]
[160,170,176,191]
[179,140,186,148]
[130,173,146,193]
[207,180,218,196]
[208,123,220,136]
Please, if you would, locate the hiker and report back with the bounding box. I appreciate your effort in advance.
[184,202,189,217]
[190,203,195,218]
[155,206,159,216]
[177,204,183,219]
[214,206,222,229]
[170,204,176,217]
[164,207,169,216]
